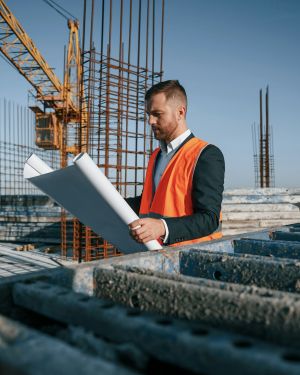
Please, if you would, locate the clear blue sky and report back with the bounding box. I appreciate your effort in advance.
[1,0,300,188]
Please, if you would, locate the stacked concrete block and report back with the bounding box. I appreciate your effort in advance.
[0,195,62,243]
[0,314,136,375]
[2,188,300,244]
[9,279,300,375]
[222,188,300,235]
[1,221,300,373]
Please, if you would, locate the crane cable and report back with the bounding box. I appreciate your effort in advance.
[41,0,77,21]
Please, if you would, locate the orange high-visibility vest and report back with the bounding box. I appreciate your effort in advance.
[139,137,222,247]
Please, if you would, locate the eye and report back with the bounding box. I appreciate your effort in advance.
[146,112,162,119]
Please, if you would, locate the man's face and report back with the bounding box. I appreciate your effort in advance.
[146,93,180,143]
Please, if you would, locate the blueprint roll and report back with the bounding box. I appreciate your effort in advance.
[73,152,137,225]
[24,152,162,253]
[24,153,54,178]
[73,152,162,251]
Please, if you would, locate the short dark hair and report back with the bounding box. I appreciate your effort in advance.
[145,80,187,108]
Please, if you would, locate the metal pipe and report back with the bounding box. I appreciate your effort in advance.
[143,0,150,178]
[134,0,142,196]
[97,0,105,166]
[265,85,270,187]
[124,0,132,197]
[87,0,95,152]
[160,0,164,81]
[116,0,124,192]
[79,0,87,154]
[104,0,113,178]
[152,0,155,85]
[259,89,263,187]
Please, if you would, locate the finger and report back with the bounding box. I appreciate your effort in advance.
[131,233,141,243]
[132,230,150,243]
[136,230,156,242]
[137,230,153,241]
[136,235,145,243]
[131,225,142,232]
[129,219,142,229]
[140,234,154,243]
[135,226,148,235]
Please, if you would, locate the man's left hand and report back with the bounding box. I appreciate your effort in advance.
[129,218,165,243]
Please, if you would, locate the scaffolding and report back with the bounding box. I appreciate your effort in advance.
[0,98,63,243]
[0,0,164,261]
[0,98,60,195]
[61,0,165,261]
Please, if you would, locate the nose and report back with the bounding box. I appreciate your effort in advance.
[148,114,156,126]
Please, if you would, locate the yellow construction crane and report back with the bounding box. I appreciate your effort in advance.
[0,0,85,162]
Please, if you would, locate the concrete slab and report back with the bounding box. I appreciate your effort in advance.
[224,188,300,196]
[12,280,300,375]
[1,222,300,374]
[93,265,300,349]
[0,314,136,375]
[223,212,300,220]
[223,203,300,212]
[179,249,300,292]
[233,238,300,259]
[270,231,300,242]
[0,243,72,279]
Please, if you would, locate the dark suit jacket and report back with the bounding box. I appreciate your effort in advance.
[126,134,225,245]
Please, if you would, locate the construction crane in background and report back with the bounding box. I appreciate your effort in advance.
[0,0,85,167]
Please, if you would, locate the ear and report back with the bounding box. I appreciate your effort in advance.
[177,104,186,121]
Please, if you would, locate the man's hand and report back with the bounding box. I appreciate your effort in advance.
[129,218,165,244]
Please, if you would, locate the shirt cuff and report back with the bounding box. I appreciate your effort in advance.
[160,219,169,243]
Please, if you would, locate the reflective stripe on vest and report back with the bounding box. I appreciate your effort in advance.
[140,137,222,247]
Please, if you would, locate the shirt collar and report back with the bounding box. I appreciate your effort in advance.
[160,129,191,154]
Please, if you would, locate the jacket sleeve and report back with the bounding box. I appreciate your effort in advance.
[164,144,225,245]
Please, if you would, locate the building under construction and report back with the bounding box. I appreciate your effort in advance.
[0,0,165,261]
[1,2,300,374]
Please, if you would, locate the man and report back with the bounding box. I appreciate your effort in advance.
[127,80,225,247]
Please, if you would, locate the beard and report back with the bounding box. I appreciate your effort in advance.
[152,127,162,140]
